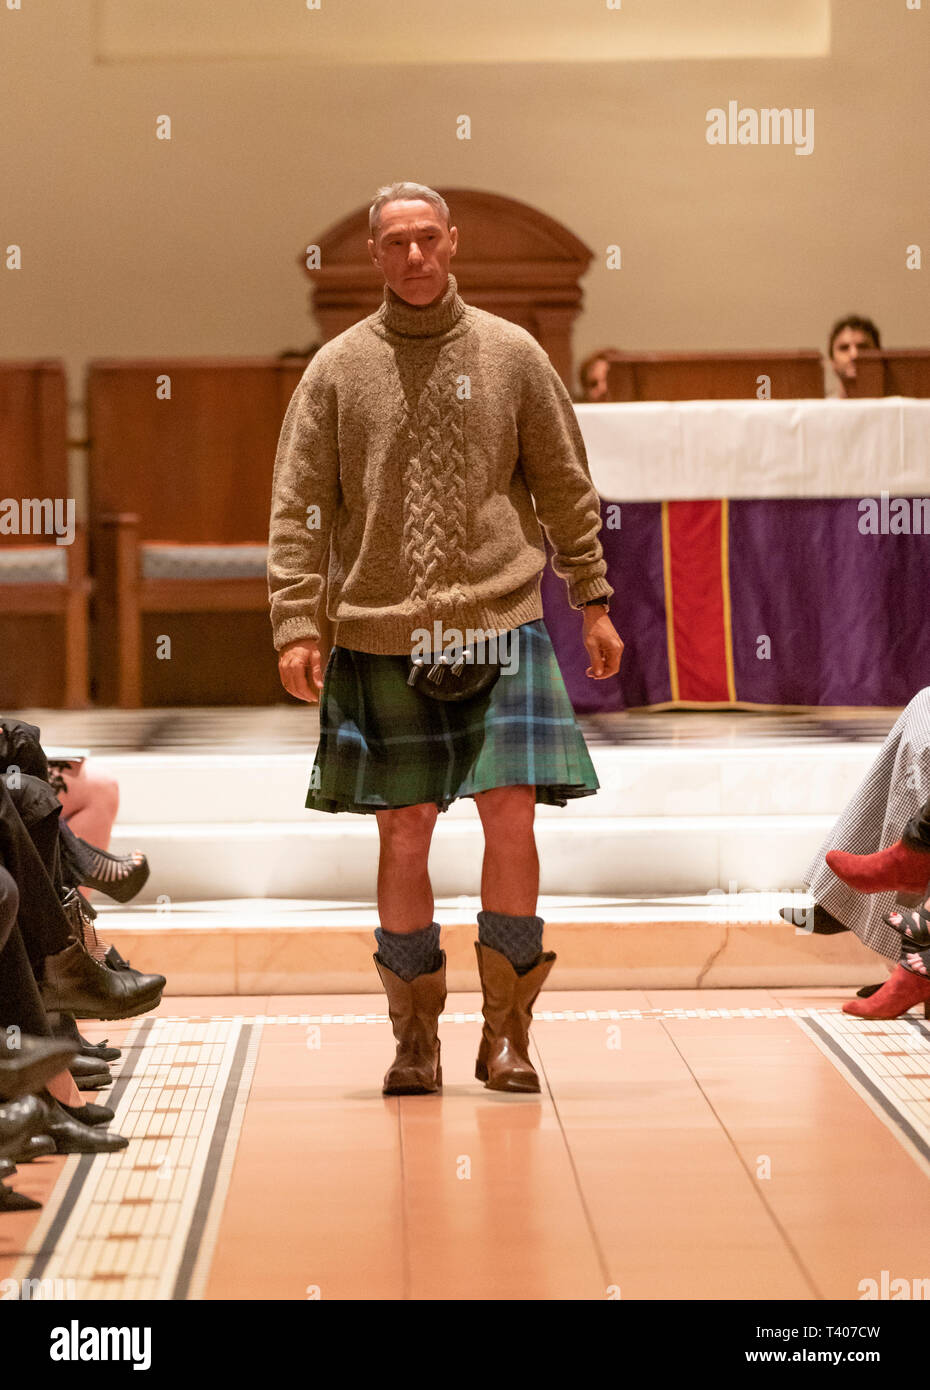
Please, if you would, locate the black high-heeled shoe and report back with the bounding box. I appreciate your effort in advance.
[0,1184,42,1212]
[60,824,150,904]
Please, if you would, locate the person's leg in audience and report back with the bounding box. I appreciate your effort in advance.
[784,688,930,975]
[826,791,930,893]
[0,860,87,1109]
[0,776,72,966]
[56,762,149,908]
[57,761,120,854]
[0,777,163,1020]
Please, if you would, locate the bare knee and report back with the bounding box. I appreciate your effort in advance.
[377,803,437,861]
[474,785,536,833]
[65,764,120,819]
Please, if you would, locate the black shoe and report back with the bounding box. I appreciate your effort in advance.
[0,1095,49,1159]
[47,1010,122,1064]
[41,1098,128,1154]
[0,1029,78,1101]
[5,1133,57,1163]
[0,1184,42,1212]
[58,1100,114,1127]
[104,944,167,993]
[0,1157,15,1180]
[68,1055,112,1090]
[78,1037,121,1063]
[779,904,849,935]
[60,825,150,904]
[41,930,164,1022]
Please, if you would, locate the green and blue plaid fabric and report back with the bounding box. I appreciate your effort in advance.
[306,620,599,814]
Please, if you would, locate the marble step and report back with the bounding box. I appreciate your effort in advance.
[90,744,875,825]
[93,894,885,996]
[105,813,833,903]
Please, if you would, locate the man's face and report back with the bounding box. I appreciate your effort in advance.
[583,358,610,402]
[831,327,875,383]
[368,199,458,306]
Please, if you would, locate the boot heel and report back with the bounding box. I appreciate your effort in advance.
[474,1060,488,1082]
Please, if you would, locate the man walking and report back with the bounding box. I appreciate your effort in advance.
[268,181,623,1096]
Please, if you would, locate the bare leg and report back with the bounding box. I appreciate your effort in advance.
[56,765,122,945]
[57,762,120,851]
[375,803,438,933]
[46,1069,83,1107]
[473,785,539,915]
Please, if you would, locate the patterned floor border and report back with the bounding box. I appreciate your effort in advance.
[10,1016,262,1301]
[794,1009,930,1181]
[134,1006,903,1024]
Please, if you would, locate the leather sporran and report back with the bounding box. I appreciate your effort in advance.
[406,644,502,702]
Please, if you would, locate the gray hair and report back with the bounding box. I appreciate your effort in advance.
[368,182,450,240]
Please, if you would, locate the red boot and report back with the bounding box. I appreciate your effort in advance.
[826,840,930,895]
[843,965,930,1019]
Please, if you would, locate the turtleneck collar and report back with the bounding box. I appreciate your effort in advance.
[378,272,466,339]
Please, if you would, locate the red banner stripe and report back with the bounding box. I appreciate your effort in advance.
[666,500,731,703]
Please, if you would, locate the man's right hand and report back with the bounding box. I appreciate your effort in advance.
[278,638,324,704]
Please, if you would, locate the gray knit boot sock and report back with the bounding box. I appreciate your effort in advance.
[477,909,544,975]
[374,921,442,982]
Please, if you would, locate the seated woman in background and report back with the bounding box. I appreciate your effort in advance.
[782,688,930,1018]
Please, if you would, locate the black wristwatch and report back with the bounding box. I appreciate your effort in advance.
[581,596,610,613]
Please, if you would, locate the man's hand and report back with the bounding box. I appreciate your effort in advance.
[581,606,624,680]
[278,638,324,704]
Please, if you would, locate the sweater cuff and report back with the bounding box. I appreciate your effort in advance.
[570,579,614,609]
[273,617,320,652]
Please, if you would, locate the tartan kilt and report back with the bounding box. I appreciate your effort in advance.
[305,619,599,814]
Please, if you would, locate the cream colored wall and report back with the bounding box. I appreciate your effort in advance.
[1,0,927,440]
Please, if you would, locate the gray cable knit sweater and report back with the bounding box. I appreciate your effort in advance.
[267,272,612,655]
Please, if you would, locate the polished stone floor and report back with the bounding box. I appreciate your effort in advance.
[1,985,928,1301]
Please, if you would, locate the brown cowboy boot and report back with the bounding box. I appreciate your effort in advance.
[373,952,446,1095]
[474,942,556,1093]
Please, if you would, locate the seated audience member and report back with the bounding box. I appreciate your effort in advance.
[0,779,156,1183]
[825,314,882,398]
[1,719,160,1058]
[824,790,930,1019]
[577,348,621,403]
[3,716,149,915]
[781,688,930,1015]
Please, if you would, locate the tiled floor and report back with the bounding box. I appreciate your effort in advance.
[2,986,928,1302]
